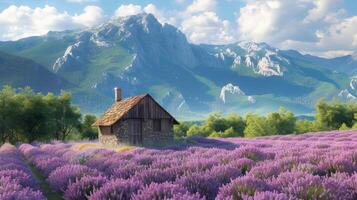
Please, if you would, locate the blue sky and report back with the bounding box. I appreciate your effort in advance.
[0,0,356,57]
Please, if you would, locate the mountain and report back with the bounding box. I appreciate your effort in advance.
[0,13,355,119]
[0,51,69,93]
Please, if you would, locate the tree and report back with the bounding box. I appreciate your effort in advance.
[295,120,316,134]
[173,122,194,138]
[44,91,81,140]
[81,114,98,139]
[16,87,51,142]
[339,123,350,130]
[315,99,357,130]
[187,125,213,137]
[244,113,275,138]
[0,86,21,143]
[266,108,296,135]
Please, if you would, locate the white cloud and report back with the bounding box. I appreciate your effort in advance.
[143,4,177,25]
[73,6,105,27]
[114,4,143,18]
[186,0,217,14]
[181,11,235,44]
[236,0,356,57]
[0,5,104,41]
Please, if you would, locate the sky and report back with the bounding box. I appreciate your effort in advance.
[0,0,357,58]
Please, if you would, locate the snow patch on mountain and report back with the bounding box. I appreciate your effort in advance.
[213,42,286,76]
[53,41,83,72]
[350,76,357,90]
[247,96,256,104]
[338,89,357,101]
[257,56,283,76]
[238,41,269,52]
[220,83,245,103]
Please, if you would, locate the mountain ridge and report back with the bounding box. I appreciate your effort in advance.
[0,13,355,119]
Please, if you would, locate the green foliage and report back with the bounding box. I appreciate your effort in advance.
[173,122,194,138]
[244,113,276,137]
[339,123,350,130]
[266,108,296,135]
[44,91,82,140]
[315,99,357,130]
[80,114,98,140]
[295,120,316,134]
[0,86,82,143]
[183,113,246,138]
[209,127,238,138]
[187,125,213,137]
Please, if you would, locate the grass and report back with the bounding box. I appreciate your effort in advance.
[72,142,136,152]
[28,163,63,200]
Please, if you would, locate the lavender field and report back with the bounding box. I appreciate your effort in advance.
[2,130,357,200]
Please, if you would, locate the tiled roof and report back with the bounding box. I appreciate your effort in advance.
[93,94,147,126]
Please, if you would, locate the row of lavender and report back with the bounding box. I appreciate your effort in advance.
[15,130,357,200]
[0,144,45,200]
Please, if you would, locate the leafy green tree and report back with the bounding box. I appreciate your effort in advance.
[295,120,316,134]
[244,113,275,137]
[44,91,81,140]
[173,122,194,138]
[266,108,296,135]
[206,113,229,132]
[205,113,245,137]
[187,125,213,137]
[209,127,237,138]
[16,87,51,142]
[81,114,98,139]
[0,86,22,143]
[315,99,357,130]
[339,123,350,130]
[224,113,246,137]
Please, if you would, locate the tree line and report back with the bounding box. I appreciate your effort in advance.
[0,86,98,144]
[174,99,357,138]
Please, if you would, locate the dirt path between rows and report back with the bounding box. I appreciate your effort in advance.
[25,159,63,200]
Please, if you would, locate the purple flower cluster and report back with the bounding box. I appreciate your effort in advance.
[3,130,357,199]
[0,144,45,200]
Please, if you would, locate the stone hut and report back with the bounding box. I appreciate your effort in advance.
[93,88,179,146]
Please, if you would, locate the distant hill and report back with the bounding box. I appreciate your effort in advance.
[0,13,356,119]
[0,51,69,93]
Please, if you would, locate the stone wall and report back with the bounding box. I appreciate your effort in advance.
[99,119,174,146]
[98,128,120,147]
[141,119,174,146]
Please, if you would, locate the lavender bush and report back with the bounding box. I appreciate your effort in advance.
[4,130,357,199]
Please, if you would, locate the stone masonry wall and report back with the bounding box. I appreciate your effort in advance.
[99,119,174,146]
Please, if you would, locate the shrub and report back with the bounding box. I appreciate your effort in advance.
[47,164,100,192]
[88,178,142,200]
[64,175,108,200]
[176,172,220,200]
[216,176,271,199]
[132,182,203,200]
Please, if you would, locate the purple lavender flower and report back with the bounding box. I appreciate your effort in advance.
[132,167,177,185]
[246,191,291,200]
[0,176,45,200]
[176,172,220,200]
[64,175,108,200]
[270,171,326,199]
[216,175,271,200]
[132,182,203,200]
[47,164,101,192]
[209,165,242,184]
[0,169,38,188]
[88,178,142,200]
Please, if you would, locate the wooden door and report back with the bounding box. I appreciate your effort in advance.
[131,119,142,145]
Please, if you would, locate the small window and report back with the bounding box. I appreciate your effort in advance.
[153,119,161,132]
